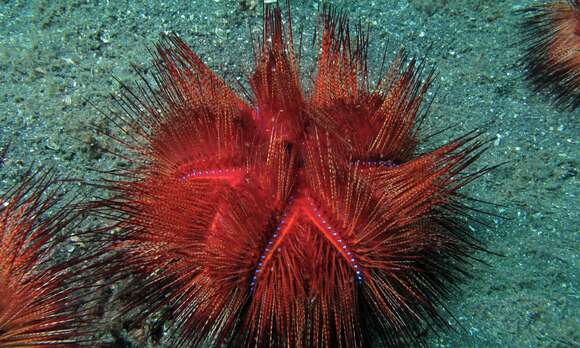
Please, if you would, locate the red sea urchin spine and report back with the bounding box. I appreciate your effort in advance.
[520,0,580,110]
[0,172,103,347]
[102,3,492,347]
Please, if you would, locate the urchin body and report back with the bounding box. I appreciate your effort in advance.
[0,174,99,347]
[107,5,488,348]
[521,0,579,110]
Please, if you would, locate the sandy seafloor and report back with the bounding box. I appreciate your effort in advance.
[0,0,577,347]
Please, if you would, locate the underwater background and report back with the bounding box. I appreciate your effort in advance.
[0,0,577,347]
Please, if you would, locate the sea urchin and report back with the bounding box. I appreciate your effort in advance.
[103,4,490,347]
[520,0,580,110]
[0,172,101,347]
